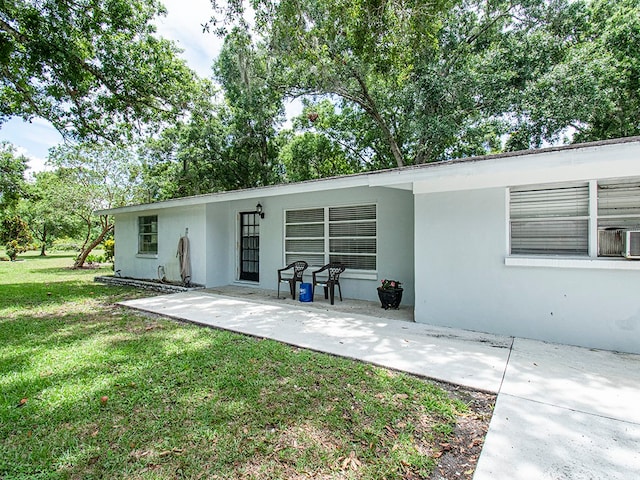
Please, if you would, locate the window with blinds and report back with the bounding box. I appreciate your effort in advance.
[329,204,377,270]
[285,208,325,267]
[285,204,377,270]
[510,183,589,255]
[598,179,640,229]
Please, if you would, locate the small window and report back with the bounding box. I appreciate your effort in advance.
[597,179,640,229]
[510,183,589,255]
[138,215,158,254]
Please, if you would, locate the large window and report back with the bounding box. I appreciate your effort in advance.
[285,204,377,271]
[138,215,158,254]
[509,178,640,257]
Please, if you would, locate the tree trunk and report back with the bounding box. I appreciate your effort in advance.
[73,220,113,269]
[39,225,47,256]
[344,73,405,168]
[370,110,404,168]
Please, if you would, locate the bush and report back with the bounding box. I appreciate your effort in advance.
[103,239,115,262]
[86,254,105,265]
[5,240,27,261]
[51,237,83,251]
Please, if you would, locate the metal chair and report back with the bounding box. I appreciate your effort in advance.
[277,261,308,299]
[312,263,346,305]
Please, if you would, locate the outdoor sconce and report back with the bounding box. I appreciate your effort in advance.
[256,203,265,219]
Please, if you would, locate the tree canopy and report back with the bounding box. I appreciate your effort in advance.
[19,171,84,256]
[0,0,197,141]
[210,0,640,168]
[2,0,639,256]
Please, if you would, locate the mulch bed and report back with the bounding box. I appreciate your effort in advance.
[430,383,496,479]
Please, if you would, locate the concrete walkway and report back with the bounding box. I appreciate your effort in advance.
[120,291,640,479]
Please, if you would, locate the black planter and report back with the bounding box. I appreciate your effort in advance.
[377,287,403,310]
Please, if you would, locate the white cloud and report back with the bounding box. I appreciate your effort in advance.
[155,0,223,78]
[0,117,61,173]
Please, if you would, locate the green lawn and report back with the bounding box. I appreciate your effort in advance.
[1,252,474,479]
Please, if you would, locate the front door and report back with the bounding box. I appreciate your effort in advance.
[239,212,260,281]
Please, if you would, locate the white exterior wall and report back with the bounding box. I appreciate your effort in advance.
[113,186,414,304]
[223,186,415,303]
[113,205,207,285]
[414,188,640,354]
[205,202,232,287]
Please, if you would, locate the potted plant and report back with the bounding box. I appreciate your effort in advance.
[377,279,403,309]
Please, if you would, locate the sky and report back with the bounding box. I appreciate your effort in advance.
[0,0,225,173]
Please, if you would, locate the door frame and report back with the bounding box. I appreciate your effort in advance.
[238,211,260,282]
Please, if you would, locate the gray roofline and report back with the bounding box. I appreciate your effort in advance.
[96,135,640,215]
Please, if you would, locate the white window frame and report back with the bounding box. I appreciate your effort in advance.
[506,178,640,270]
[284,204,377,278]
[137,215,158,255]
[509,181,590,256]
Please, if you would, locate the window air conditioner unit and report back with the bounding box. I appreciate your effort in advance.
[624,230,640,259]
[598,228,625,257]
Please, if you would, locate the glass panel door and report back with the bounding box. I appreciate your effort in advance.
[239,212,260,281]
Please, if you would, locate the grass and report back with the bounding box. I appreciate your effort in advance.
[0,251,469,479]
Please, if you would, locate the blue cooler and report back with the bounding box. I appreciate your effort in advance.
[299,283,312,302]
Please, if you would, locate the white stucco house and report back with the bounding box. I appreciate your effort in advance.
[98,136,640,354]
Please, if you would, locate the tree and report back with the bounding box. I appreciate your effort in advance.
[139,80,232,200]
[141,30,287,200]
[278,131,359,182]
[211,0,452,167]
[212,0,640,165]
[0,141,27,209]
[0,214,32,260]
[507,0,640,145]
[19,171,82,256]
[0,0,197,142]
[214,28,284,186]
[450,0,640,149]
[47,143,143,268]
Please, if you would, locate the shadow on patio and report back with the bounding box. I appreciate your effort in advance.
[204,284,415,323]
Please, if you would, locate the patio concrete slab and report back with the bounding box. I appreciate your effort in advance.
[475,337,640,479]
[501,338,640,424]
[118,291,640,479]
[119,291,511,393]
[474,395,640,480]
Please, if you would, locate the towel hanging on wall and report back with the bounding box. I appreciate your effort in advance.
[177,235,191,286]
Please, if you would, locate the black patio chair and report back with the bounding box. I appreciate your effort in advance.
[312,263,346,305]
[277,261,308,299]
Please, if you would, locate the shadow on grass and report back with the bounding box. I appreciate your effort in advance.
[4,253,77,264]
[1,302,464,479]
[27,266,89,274]
[0,280,139,312]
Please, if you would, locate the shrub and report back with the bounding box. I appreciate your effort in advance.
[103,239,115,262]
[5,240,27,261]
[86,254,104,265]
[51,237,83,251]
